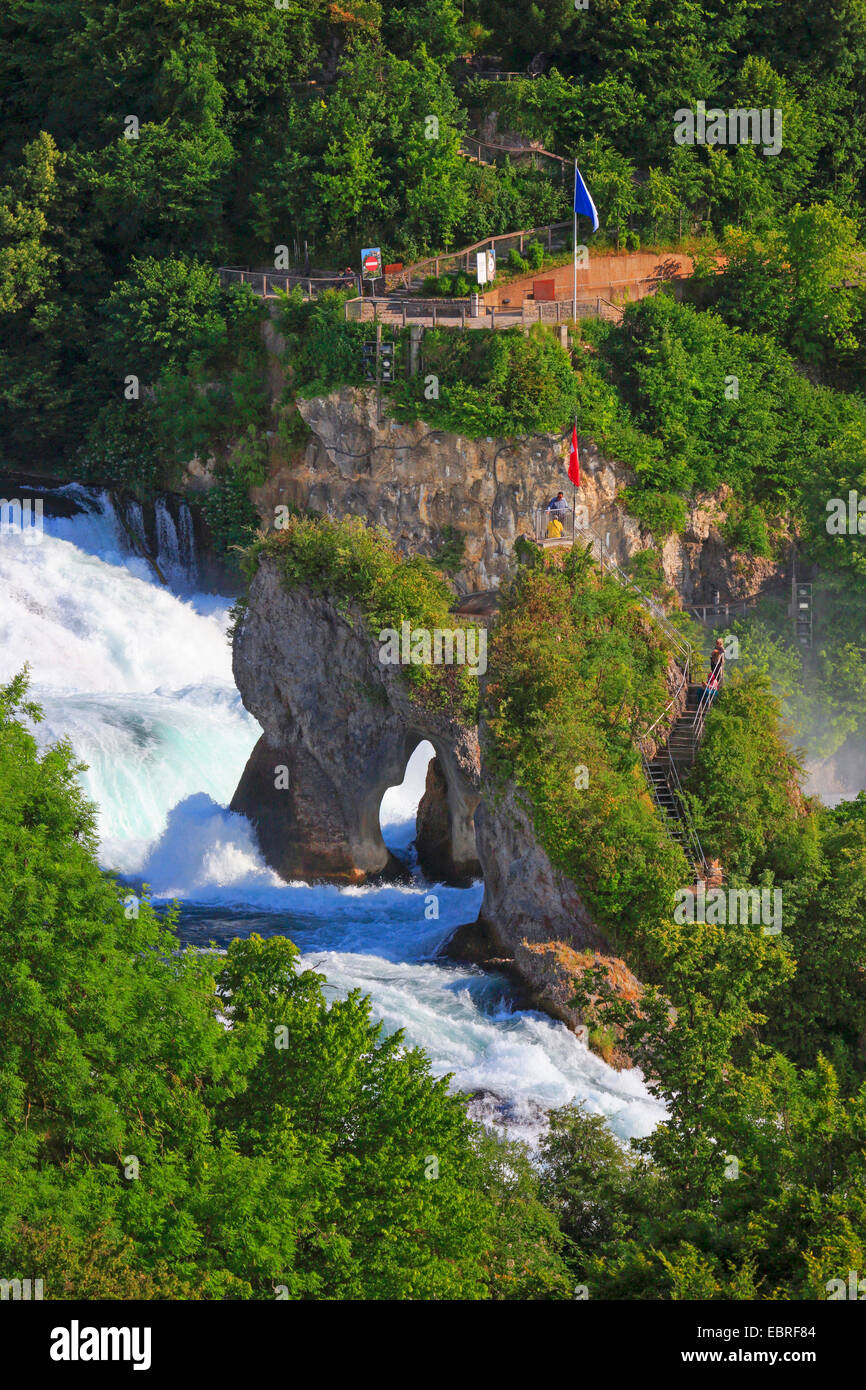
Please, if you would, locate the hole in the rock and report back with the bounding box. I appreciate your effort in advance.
[379,740,435,860]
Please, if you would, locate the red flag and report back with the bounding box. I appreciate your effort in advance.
[568,424,580,487]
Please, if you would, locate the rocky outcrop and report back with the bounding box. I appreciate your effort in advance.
[230,559,636,1047]
[248,386,786,602]
[230,556,481,884]
[415,756,479,885]
[472,781,610,957]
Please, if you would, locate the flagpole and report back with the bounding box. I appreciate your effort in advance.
[572,415,577,543]
[572,160,577,318]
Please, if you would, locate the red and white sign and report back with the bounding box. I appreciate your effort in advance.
[361,247,382,279]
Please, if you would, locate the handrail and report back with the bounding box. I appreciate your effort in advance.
[691,668,720,746]
[570,522,694,754]
[459,134,571,170]
[392,220,571,288]
[664,748,709,873]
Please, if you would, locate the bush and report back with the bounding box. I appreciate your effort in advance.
[721,500,773,557]
[507,248,530,275]
[433,524,466,573]
[526,240,545,271]
[421,275,441,296]
[202,470,262,563]
[621,487,687,538]
[452,272,472,297]
[392,326,579,438]
[0,668,573,1299]
[485,546,688,961]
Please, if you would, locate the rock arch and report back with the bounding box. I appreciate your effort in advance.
[230,558,481,884]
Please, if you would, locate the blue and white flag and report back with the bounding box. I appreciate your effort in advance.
[573,163,599,233]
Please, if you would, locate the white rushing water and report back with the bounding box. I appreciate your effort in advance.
[0,485,665,1144]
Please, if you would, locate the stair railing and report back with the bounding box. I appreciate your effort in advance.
[576,524,714,872]
[574,526,695,756]
[665,748,708,874]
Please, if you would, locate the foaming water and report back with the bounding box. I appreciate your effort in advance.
[0,485,665,1144]
[0,489,258,860]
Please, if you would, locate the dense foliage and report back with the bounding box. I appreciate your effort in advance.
[0,671,569,1299]
[483,544,688,966]
[4,0,866,1307]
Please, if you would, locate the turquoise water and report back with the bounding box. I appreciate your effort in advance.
[0,486,665,1144]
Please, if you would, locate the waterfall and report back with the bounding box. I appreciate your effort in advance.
[153,495,199,589]
[154,496,183,586]
[125,499,146,551]
[178,501,199,586]
[0,480,666,1146]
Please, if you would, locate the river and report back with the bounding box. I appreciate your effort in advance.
[0,483,665,1145]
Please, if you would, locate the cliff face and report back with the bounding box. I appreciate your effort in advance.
[248,386,784,602]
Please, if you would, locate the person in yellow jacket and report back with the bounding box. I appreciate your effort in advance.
[546,514,565,539]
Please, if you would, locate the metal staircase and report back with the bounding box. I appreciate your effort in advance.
[574,525,713,873]
[642,683,712,875]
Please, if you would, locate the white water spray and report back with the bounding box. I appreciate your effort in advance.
[0,485,665,1143]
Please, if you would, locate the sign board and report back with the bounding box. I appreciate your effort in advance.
[361,246,382,279]
[476,251,488,286]
[487,250,496,281]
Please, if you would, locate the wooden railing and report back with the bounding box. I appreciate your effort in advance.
[217,268,360,298]
[388,220,571,290]
[459,135,570,178]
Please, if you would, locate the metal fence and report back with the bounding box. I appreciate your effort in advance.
[530,297,625,324]
[535,505,575,543]
[343,297,526,328]
[687,598,758,624]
